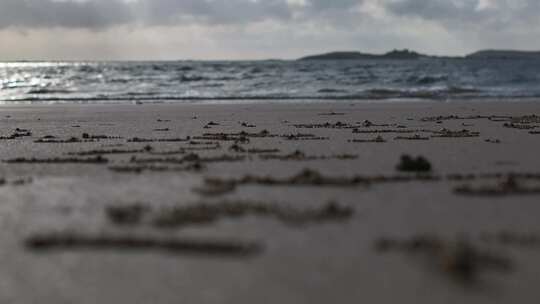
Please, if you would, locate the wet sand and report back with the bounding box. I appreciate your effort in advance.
[1,100,540,303]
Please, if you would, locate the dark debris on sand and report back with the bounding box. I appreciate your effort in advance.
[455,176,540,196]
[198,169,439,195]
[396,155,432,172]
[511,114,540,124]
[282,133,329,141]
[25,234,262,257]
[106,204,150,226]
[0,177,34,187]
[128,137,191,143]
[375,235,512,283]
[394,135,430,141]
[431,129,480,138]
[148,144,221,155]
[150,201,353,229]
[193,180,237,196]
[348,136,386,143]
[294,121,356,129]
[109,162,204,174]
[129,153,245,165]
[82,133,123,140]
[0,128,32,140]
[258,150,358,161]
[503,123,538,130]
[317,111,345,116]
[4,156,109,164]
[228,144,280,154]
[35,137,97,143]
[240,122,256,128]
[353,128,432,134]
[420,115,511,122]
[104,200,353,230]
[67,147,150,156]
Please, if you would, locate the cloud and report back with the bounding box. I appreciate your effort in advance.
[1,0,540,60]
[0,0,130,29]
[384,0,540,29]
[385,0,482,21]
[0,0,366,30]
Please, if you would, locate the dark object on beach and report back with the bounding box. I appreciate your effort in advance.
[0,128,32,139]
[394,135,429,141]
[106,205,149,226]
[4,155,108,164]
[0,177,33,187]
[109,162,204,174]
[0,128,33,140]
[229,144,246,153]
[455,176,540,196]
[431,129,480,138]
[240,122,256,128]
[353,128,430,134]
[511,114,540,124]
[25,234,262,257]
[67,148,144,156]
[318,111,345,116]
[396,155,432,172]
[282,133,329,141]
[193,181,237,196]
[228,144,280,155]
[503,123,537,130]
[152,200,353,228]
[375,235,512,283]
[294,121,356,129]
[128,137,190,143]
[200,130,274,139]
[247,148,281,154]
[348,136,386,143]
[201,169,439,193]
[259,150,358,161]
[148,144,220,155]
[193,132,257,143]
[130,153,244,165]
[34,136,93,143]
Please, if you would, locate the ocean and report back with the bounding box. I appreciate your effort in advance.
[1,58,540,104]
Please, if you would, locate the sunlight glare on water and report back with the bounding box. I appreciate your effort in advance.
[1,59,540,104]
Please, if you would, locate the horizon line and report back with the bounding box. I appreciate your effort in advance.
[2,48,540,62]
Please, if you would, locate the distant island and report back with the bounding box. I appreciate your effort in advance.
[299,49,540,60]
[299,49,425,60]
[465,50,540,60]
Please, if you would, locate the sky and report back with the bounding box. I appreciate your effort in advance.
[0,0,539,60]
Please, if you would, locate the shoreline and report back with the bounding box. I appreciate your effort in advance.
[1,96,540,108]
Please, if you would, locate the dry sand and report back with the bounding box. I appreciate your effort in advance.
[1,100,540,303]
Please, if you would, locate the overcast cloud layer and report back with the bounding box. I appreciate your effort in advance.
[0,0,539,60]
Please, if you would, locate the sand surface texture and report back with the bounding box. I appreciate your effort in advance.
[1,101,540,303]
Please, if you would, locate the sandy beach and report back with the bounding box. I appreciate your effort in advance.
[1,100,540,303]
